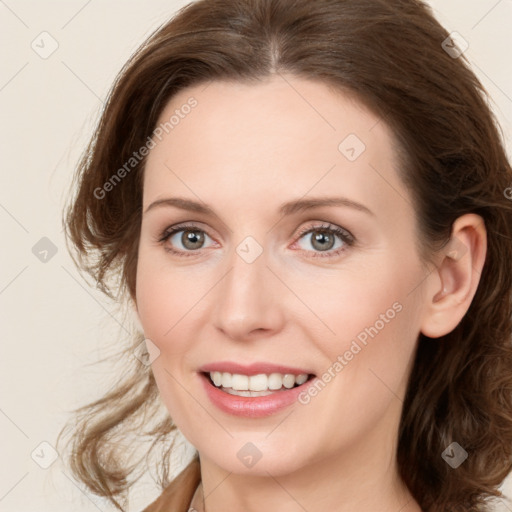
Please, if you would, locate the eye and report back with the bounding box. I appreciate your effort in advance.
[157,221,355,259]
[157,224,215,257]
[293,222,354,258]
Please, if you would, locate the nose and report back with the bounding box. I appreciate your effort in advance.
[212,243,285,342]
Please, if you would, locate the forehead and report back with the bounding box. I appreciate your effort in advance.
[142,75,412,225]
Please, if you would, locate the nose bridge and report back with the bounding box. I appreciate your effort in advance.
[212,236,282,340]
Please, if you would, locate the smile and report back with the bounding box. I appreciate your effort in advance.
[207,371,310,396]
[198,363,317,417]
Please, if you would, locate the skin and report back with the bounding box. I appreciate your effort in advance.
[134,75,487,512]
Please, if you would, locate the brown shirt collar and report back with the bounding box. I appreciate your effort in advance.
[142,457,201,512]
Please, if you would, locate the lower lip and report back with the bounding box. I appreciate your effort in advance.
[199,373,315,418]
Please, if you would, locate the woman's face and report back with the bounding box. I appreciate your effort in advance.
[135,76,430,477]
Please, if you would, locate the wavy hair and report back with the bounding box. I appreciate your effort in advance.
[57,0,512,510]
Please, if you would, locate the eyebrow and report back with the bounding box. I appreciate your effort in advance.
[144,196,374,217]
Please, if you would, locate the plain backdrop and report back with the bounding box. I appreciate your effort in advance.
[1,0,511,511]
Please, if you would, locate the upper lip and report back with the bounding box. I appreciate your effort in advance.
[198,361,314,376]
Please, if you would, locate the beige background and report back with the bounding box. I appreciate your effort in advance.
[1,0,511,510]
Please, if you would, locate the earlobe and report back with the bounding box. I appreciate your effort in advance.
[420,214,487,339]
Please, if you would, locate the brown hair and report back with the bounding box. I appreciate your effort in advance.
[57,0,512,510]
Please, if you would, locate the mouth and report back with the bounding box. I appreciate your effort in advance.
[201,371,316,397]
[197,362,318,417]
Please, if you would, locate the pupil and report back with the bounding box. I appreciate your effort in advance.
[183,230,204,249]
[312,230,334,251]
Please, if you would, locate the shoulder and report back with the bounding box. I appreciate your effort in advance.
[142,457,201,512]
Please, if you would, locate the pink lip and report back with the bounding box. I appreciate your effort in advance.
[198,361,312,376]
[198,365,317,418]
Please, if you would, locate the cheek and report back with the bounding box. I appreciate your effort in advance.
[301,256,424,405]
[135,252,190,354]
[135,255,199,425]
[135,248,221,361]
[292,253,421,350]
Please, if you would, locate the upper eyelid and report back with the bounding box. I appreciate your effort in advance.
[296,222,353,239]
[161,222,216,240]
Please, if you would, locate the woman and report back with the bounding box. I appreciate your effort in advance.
[57,0,512,511]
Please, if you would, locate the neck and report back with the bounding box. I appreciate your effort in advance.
[190,438,421,512]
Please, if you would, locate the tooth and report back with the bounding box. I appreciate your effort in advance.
[249,373,268,391]
[282,374,295,389]
[231,373,249,391]
[225,389,249,396]
[211,371,222,386]
[224,388,274,397]
[295,374,308,385]
[251,390,274,397]
[268,373,283,390]
[221,372,232,388]
[209,370,310,391]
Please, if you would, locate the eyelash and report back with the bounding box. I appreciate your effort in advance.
[157,222,355,259]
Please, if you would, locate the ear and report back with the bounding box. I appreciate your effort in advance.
[420,213,487,338]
